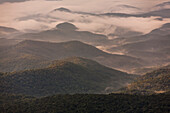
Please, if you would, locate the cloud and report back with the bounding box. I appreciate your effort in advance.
[13,9,170,35]
[0,0,30,4]
[0,0,170,34]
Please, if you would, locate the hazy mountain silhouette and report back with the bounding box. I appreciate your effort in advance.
[102,9,170,18]
[15,22,109,46]
[108,23,170,67]
[0,0,29,4]
[51,7,71,13]
[153,1,170,10]
[0,40,144,72]
[0,26,19,38]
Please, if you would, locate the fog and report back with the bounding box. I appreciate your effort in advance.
[0,0,170,34]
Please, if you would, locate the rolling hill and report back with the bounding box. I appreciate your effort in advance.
[123,65,170,94]
[0,38,20,53]
[108,23,170,71]
[0,40,144,72]
[0,26,19,38]
[0,57,136,96]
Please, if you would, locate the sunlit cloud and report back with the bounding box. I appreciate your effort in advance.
[0,0,170,34]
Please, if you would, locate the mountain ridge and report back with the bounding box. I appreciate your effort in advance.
[0,40,144,72]
[0,57,136,96]
[122,65,170,94]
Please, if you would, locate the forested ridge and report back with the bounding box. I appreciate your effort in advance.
[122,66,170,94]
[0,57,136,96]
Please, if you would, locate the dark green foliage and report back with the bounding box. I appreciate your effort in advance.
[0,72,3,76]
[123,66,170,94]
[0,57,136,96]
[0,93,169,113]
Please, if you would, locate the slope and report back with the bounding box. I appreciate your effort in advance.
[108,23,170,70]
[0,26,18,36]
[123,65,170,94]
[0,57,136,96]
[0,40,144,72]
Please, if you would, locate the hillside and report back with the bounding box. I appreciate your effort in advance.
[123,66,170,94]
[0,93,169,113]
[0,40,144,72]
[0,57,136,96]
[0,26,19,37]
[108,23,170,73]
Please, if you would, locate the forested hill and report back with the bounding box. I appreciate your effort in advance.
[0,57,136,96]
[123,65,170,94]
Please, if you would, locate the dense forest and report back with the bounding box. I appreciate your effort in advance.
[122,65,170,94]
[0,1,170,113]
[0,93,169,113]
[0,57,136,96]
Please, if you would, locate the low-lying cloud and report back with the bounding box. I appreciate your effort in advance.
[0,0,30,4]
[0,0,170,34]
[12,9,170,35]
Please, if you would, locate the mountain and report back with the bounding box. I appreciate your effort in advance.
[108,27,143,38]
[0,40,144,72]
[0,57,136,96]
[0,0,29,4]
[149,23,170,36]
[155,1,170,7]
[141,9,170,18]
[153,1,170,10]
[123,65,170,94]
[0,38,19,46]
[0,26,19,38]
[108,23,170,69]
[102,9,170,18]
[51,7,72,13]
[15,22,109,46]
[0,38,20,56]
[117,5,140,10]
[56,22,78,31]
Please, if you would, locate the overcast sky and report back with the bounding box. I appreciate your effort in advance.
[0,0,170,34]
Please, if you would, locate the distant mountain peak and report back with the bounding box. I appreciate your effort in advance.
[53,7,71,12]
[155,1,170,7]
[162,23,170,28]
[0,26,18,32]
[118,4,140,10]
[56,22,78,31]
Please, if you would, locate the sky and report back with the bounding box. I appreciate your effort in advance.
[0,0,170,34]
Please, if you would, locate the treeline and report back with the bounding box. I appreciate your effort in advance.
[0,93,169,113]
